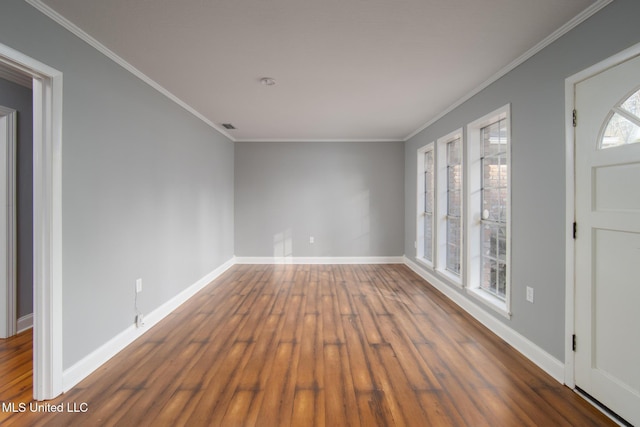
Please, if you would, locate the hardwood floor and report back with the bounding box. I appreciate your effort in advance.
[0,329,32,408]
[0,264,614,426]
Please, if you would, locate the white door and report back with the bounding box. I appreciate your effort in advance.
[575,53,640,426]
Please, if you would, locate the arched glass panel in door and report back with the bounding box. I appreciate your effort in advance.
[600,88,640,149]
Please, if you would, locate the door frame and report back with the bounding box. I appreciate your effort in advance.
[0,105,17,340]
[0,43,63,400]
[564,41,640,388]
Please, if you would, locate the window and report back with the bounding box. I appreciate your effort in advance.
[436,130,463,284]
[466,105,511,316]
[480,119,507,299]
[600,87,640,149]
[416,143,434,265]
[446,137,462,275]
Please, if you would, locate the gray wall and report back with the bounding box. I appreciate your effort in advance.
[404,0,640,360]
[0,77,33,319]
[235,141,404,258]
[0,0,234,369]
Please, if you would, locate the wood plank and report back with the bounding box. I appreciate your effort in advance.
[0,265,618,426]
[324,344,360,427]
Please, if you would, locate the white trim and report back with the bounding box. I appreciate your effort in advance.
[466,287,511,319]
[0,65,32,89]
[233,256,404,265]
[465,104,512,318]
[32,70,63,402]
[416,142,435,265]
[0,42,64,401]
[0,106,17,339]
[26,0,612,145]
[404,256,565,383]
[17,313,34,333]
[436,129,464,284]
[403,0,614,142]
[62,258,235,392]
[25,0,235,143]
[564,40,640,389]
[235,138,404,143]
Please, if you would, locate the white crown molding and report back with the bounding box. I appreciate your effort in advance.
[25,0,235,143]
[234,256,405,265]
[235,138,404,143]
[62,257,235,392]
[25,0,612,144]
[403,0,615,142]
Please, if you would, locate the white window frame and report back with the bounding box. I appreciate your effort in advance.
[416,142,435,268]
[436,129,463,286]
[466,104,511,317]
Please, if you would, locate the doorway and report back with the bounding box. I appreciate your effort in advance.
[0,43,62,401]
[569,45,640,426]
[0,104,17,340]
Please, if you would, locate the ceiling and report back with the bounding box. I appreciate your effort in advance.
[36,0,596,141]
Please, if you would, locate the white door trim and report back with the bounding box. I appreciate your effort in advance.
[0,105,17,339]
[564,41,640,388]
[0,43,63,400]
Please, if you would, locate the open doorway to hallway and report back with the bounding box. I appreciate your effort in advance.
[0,42,63,400]
[0,62,34,407]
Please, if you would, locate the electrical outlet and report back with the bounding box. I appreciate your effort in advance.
[309,236,314,244]
[136,278,142,293]
[136,314,145,328]
[526,286,534,303]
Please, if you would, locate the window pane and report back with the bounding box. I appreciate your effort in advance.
[424,149,433,169]
[499,189,508,222]
[482,120,507,157]
[482,223,493,259]
[601,112,640,149]
[424,214,432,262]
[620,89,640,118]
[446,137,462,276]
[425,179,433,212]
[483,224,506,260]
[447,138,461,164]
[482,188,502,222]
[481,258,507,299]
[448,190,461,217]
[448,164,462,189]
[447,243,460,274]
[497,261,507,298]
[447,217,461,274]
[483,157,506,190]
[481,257,497,295]
[425,151,434,213]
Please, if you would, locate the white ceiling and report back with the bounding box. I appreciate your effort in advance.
[37,0,596,141]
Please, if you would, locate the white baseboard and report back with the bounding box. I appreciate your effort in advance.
[403,256,565,383]
[62,257,235,392]
[234,256,404,265]
[61,255,565,394]
[17,313,33,333]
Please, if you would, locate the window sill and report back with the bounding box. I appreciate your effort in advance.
[415,257,434,271]
[467,287,511,319]
[436,268,463,289]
